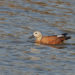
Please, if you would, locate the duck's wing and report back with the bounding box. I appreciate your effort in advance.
[41,36,65,44]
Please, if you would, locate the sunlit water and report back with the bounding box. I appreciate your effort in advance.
[0,0,75,75]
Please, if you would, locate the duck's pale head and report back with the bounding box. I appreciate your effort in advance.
[33,31,42,41]
[33,31,42,38]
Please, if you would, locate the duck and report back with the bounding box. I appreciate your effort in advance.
[30,31,71,45]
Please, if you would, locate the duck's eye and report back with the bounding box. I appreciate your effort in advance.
[35,33,37,34]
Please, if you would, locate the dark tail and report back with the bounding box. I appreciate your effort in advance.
[62,33,71,40]
[65,36,71,40]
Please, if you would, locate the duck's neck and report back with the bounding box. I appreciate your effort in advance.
[36,36,42,42]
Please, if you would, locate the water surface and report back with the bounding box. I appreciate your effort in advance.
[0,0,75,75]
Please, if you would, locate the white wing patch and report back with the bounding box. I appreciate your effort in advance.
[57,35,64,37]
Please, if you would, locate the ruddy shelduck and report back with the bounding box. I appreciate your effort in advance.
[30,31,71,45]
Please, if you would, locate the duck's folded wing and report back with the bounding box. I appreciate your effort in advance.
[41,36,65,44]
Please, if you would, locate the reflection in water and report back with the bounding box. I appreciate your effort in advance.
[29,55,40,60]
[49,44,66,49]
[35,43,66,49]
[30,48,40,53]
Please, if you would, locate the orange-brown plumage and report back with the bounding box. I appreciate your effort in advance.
[32,31,71,45]
[36,36,65,44]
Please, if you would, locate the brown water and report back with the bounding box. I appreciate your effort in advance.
[0,0,75,75]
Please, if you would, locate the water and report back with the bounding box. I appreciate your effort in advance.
[0,0,75,75]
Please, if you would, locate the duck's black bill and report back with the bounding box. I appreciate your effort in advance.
[29,35,34,39]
